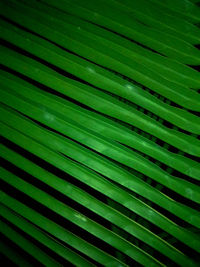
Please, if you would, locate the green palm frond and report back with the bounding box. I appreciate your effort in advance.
[0,0,200,266]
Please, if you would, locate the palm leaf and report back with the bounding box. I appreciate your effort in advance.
[0,0,200,266]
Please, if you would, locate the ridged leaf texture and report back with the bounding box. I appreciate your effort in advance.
[0,0,200,266]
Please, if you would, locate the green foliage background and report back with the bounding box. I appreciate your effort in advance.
[0,0,200,266]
